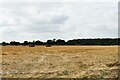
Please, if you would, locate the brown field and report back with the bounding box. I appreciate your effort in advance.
[1,46,119,78]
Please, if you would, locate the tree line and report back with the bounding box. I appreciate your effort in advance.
[1,38,120,46]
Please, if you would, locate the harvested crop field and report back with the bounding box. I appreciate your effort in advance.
[1,46,119,78]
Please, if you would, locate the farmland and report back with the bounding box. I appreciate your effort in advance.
[1,46,119,78]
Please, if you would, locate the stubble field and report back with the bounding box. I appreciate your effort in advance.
[1,46,119,78]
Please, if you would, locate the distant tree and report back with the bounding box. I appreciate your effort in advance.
[46,40,53,45]
[56,39,66,45]
[35,40,44,45]
[10,41,20,46]
[1,38,119,46]
[15,42,20,45]
[2,42,7,46]
[29,41,35,47]
[33,40,35,44]
[23,41,29,45]
[67,39,78,45]
[52,39,56,45]
[21,43,24,46]
[10,41,15,45]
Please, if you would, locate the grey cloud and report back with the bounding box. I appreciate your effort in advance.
[51,15,69,24]
[23,14,69,33]
[33,15,69,24]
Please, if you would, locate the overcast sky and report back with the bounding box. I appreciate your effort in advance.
[0,0,118,42]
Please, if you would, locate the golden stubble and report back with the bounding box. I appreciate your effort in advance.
[2,46,119,78]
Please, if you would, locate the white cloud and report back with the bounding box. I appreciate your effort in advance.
[0,2,118,42]
[0,0,119,2]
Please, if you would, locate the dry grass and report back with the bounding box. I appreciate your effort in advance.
[1,45,119,78]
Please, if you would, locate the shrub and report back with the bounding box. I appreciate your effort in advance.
[29,44,35,47]
[46,44,51,47]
